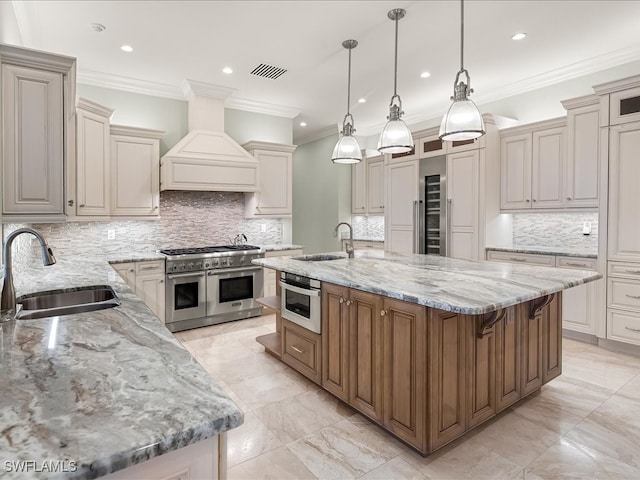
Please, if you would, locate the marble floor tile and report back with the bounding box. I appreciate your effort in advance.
[228,368,315,411]
[525,437,640,479]
[287,418,404,480]
[227,446,316,480]
[204,350,289,385]
[467,411,561,467]
[253,388,355,443]
[561,356,639,391]
[226,410,283,468]
[359,456,428,480]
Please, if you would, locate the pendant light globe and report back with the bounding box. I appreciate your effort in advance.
[378,8,414,155]
[439,0,485,142]
[332,39,362,164]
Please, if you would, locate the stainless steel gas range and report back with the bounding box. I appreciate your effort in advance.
[160,245,265,332]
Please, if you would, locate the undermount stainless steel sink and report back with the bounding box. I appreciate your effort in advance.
[292,254,347,262]
[15,285,121,320]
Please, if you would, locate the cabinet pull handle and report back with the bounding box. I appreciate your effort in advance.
[380,309,387,317]
[79,204,86,208]
[532,199,537,202]
[68,199,74,206]
[625,269,640,274]
[510,257,526,262]
[159,280,164,283]
[291,345,303,354]
[625,294,640,300]
[625,326,640,333]
[566,197,572,201]
[565,262,588,267]
[153,206,158,210]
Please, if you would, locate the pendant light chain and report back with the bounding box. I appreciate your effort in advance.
[393,13,399,96]
[347,45,352,116]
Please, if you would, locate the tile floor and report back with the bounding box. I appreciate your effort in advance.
[175,314,640,480]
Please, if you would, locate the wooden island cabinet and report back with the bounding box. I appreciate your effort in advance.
[284,282,562,456]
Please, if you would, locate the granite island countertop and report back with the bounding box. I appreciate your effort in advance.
[0,255,243,480]
[486,245,597,258]
[253,250,601,315]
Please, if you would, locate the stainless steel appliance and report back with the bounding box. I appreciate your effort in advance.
[414,155,448,255]
[280,272,321,334]
[162,245,264,332]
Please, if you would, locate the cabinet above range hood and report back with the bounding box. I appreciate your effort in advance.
[160,80,259,192]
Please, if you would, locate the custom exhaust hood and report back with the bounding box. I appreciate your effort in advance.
[160,80,259,192]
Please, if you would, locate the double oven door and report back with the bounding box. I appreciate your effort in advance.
[165,265,263,325]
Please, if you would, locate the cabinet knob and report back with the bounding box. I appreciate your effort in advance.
[339,298,344,304]
[68,199,74,207]
[380,309,387,317]
[532,199,537,202]
[129,269,134,273]
[346,300,352,306]
[526,199,530,203]
[153,206,158,210]
[566,197,572,201]
[159,280,164,283]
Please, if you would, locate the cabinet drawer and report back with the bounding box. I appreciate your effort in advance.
[555,256,597,270]
[486,251,555,266]
[135,260,165,275]
[282,320,321,384]
[608,278,640,312]
[608,261,640,279]
[607,309,640,346]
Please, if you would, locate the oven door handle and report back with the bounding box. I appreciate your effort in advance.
[279,281,321,297]
[207,266,262,275]
[167,272,206,279]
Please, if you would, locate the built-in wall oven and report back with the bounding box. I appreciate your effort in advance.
[280,272,321,334]
[161,245,264,332]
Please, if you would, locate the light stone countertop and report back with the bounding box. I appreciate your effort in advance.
[0,255,243,480]
[254,250,601,315]
[260,244,304,252]
[486,246,597,258]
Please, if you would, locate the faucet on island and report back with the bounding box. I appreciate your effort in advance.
[1,228,56,313]
[333,222,354,258]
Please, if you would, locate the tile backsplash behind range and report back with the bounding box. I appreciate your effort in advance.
[6,191,285,265]
[351,215,384,241]
[511,212,598,253]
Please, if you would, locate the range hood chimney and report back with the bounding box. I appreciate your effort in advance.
[160,80,259,192]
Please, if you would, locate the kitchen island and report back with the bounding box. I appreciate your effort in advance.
[253,249,601,455]
[0,254,242,479]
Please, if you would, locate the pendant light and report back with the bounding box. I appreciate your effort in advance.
[377,8,414,155]
[331,39,362,164]
[439,0,485,141]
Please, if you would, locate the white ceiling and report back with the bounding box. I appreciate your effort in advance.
[4,0,640,144]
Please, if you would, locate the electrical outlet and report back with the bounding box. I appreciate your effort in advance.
[582,221,592,235]
[107,229,116,240]
[260,223,266,232]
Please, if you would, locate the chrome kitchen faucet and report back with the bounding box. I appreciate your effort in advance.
[333,222,354,258]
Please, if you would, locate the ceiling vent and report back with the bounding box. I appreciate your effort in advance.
[251,63,287,80]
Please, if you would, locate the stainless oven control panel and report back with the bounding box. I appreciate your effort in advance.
[166,253,263,273]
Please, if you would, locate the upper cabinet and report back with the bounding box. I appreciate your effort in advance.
[500,118,567,211]
[244,141,297,218]
[0,44,76,223]
[352,154,384,215]
[561,95,600,208]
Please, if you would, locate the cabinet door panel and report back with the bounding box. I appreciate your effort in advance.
[386,161,418,253]
[496,306,520,412]
[352,160,367,214]
[522,303,543,396]
[466,317,496,428]
[532,127,565,208]
[383,298,426,450]
[349,290,383,421]
[257,151,292,214]
[565,105,599,207]
[77,112,110,215]
[542,293,562,384]
[447,150,479,260]
[367,159,385,214]
[322,283,349,401]
[428,310,465,451]
[500,133,531,210]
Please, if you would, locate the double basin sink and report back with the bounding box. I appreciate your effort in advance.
[15,285,121,320]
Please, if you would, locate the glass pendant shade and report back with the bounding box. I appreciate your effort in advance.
[378,118,414,154]
[332,130,362,164]
[439,96,485,141]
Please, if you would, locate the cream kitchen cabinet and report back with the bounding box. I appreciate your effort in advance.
[244,141,297,218]
[447,149,480,260]
[352,155,384,215]
[1,45,76,223]
[500,119,566,211]
[561,95,600,208]
[76,97,113,216]
[111,126,163,217]
[385,159,418,253]
[112,260,165,322]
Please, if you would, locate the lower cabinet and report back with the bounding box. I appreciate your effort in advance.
[316,281,562,456]
[282,319,321,384]
[112,260,165,322]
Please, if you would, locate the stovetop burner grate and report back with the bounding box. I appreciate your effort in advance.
[160,245,261,256]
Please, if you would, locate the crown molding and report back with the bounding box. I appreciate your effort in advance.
[76,96,114,118]
[560,94,599,110]
[77,69,185,99]
[110,124,165,139]
[225,96,300,118]
[182,79,235,100]
[593,74,640,95]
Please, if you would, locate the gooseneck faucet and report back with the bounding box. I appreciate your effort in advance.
[333,222,354,258]
[1,228,56,313]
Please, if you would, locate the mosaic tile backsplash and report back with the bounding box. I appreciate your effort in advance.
[351,215,385,241]
[511,212,598,252]
[5,191,285,266]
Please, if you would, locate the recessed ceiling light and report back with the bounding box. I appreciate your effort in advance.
[120,45,133,53]
[300,121,307,127]
[358,98,366,103]
[222,67,233,74]
[512,33,526,41]
[420,71,431,78]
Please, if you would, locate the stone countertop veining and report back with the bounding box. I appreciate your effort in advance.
[486,246,597,258]
[0,256,243,480]
[260,244,304,252]
[253,250,601,315]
